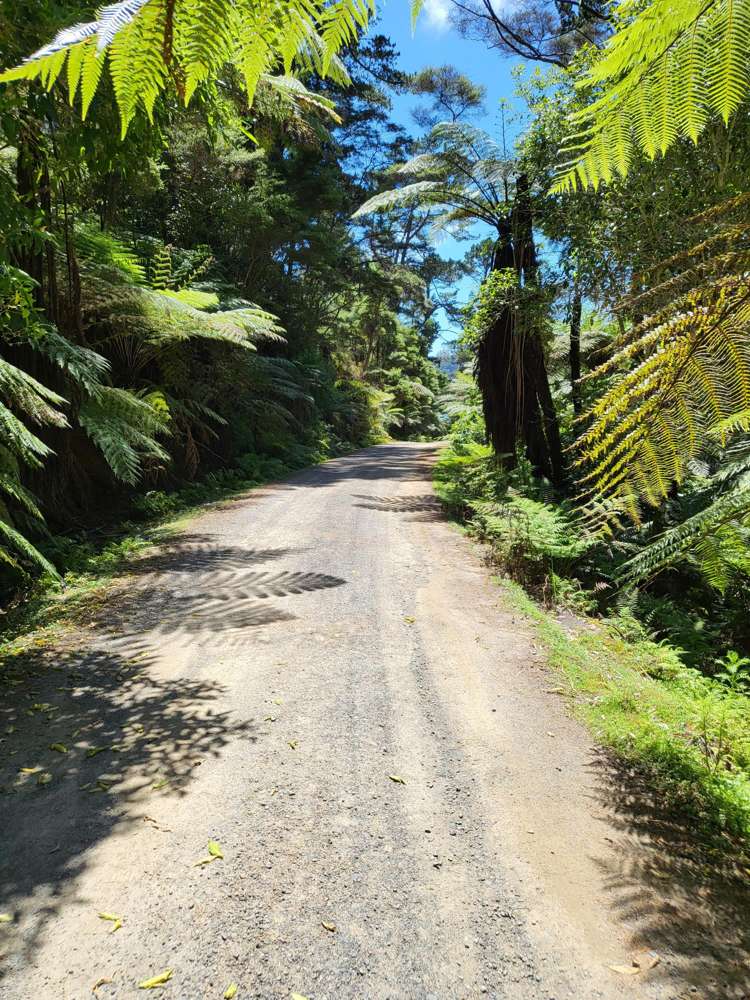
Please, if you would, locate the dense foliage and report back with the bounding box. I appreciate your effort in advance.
[0,5,445,596]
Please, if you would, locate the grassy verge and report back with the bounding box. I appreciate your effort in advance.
[434,446,750,851]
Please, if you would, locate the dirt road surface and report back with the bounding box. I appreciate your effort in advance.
[2,444,748,999]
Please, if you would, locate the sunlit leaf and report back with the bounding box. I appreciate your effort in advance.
[138,969,173,989]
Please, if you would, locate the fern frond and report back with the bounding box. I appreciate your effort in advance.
[554,0,750,191]
[576,200,750,526]
[79,385,170,483]
[0,0,375,135]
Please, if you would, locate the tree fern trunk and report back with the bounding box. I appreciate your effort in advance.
[569,284,582,416]
[475,227,520,463]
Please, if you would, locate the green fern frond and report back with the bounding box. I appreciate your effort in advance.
[79,385,170,483]
[576,201,750,526]
[554,0,750,191]
[0,517,59,577]
[0,0,375,135]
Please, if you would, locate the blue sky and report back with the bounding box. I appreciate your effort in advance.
[363,1,527,350]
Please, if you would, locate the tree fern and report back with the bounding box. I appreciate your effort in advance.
[576,196,750,527]
[554,0,750,191]
[0,0,374,137]
[78,385,171,484]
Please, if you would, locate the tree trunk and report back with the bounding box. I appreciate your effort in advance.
[514,174,564,486]
[569,284,582,416]
[474,177,565,486]
[474,227,520,463]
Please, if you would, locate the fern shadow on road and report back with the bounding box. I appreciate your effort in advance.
[100,539,347,643]
[589,756,750,999]
[351,493,447,523]
[286,443,444,490]
[0,638,256,981]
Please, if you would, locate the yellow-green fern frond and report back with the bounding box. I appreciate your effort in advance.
[577,198,750,524]
[554,0,750,191]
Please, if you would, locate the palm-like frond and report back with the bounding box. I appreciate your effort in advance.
[79,385,170,484]
[577,197,750,525]
[0,0,375,136]
[354,121,512,231]
[555,0,750,190]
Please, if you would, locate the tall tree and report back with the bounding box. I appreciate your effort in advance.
[355,121,564,483]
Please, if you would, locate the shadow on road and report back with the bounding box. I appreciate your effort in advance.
[101,536,346,641]
[590,756,750,1000]
[0,638,256,979]
[0,537,347,976]
[351,493,447,523]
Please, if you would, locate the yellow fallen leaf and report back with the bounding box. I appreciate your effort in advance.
[291,995,310,1000]
[86,746,110,758]
[92,976,113,991]
[98,912,123,932]
[388,774,406,785]
[37,772,53,786]
[194,857,215,867]
[50,743,68,753]
[208,840,224,859]
[608,965,640,976]
[321,921,336,932]
[138,969,173,989]
[287,740,298,750]
[0,913,13,923]
[152,778,169,790]
[403,616,415,624]
[224,985,238,999]
[19,766,41,774]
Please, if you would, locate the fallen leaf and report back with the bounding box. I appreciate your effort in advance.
[19,766,41,775]
[321,921,336,932]
[208,840,224,859]
[403,616,415,624]
[98,912,123,933]
[138,969,173,989]
[194,857,215,867]
[86,746,109,758]
[633,951,660,971]
[50,743,68,753]
[388,775,406,785]
[0,913,13,923]
[37,772,53,786]
[152,778,169,790]
[608,965,640,976]
[264,716,276,723]
[223,985,238,999]
[291,995,310,1000]
[287,740,298,750]
[92,977,113,992]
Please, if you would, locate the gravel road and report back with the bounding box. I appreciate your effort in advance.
[2,443,748,999]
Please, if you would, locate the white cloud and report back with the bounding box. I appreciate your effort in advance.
[422,0,451,32]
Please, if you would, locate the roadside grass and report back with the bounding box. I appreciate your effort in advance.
[434,446,750,853]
